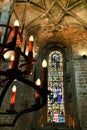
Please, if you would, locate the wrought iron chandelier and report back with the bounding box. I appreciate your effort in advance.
[0,20,50,126]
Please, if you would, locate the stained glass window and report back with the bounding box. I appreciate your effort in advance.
[47,51,65,123]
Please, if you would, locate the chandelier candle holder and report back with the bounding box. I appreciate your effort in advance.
[42,59,48,90]
[0,20,50,126]
[28,35,34,58]
[9,55,14,69]
[35,78,41,105]
[9,85,17,112]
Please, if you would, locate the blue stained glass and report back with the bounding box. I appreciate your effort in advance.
[47,51,65,123]
[51,53,60,71]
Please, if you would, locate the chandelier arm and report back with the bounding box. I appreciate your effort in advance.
[0,96,47,127]
[17,76,50,96]
[0,42,15,49]
[20,51,31,62]
[13,104,44,127]
[0,44,6,48]
[18,62,28,68]
[20,51,35,63]
[5,28,14,44]
[0,24,11,29]
[0,80,13,108]
[0,70,8,77]
[0,123,14,127]
[17,76,50,108]
[0,78,9,88]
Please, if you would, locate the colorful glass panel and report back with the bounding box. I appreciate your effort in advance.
[47,51,65,123]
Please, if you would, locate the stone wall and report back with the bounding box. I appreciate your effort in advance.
[74,59,87,130]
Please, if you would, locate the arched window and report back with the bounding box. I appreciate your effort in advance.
[47,51,65,123]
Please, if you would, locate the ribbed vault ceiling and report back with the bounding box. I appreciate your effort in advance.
[1,0,87,49]
[14,0,87,29]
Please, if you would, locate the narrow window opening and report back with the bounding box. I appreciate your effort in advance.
[47,51,65,123]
